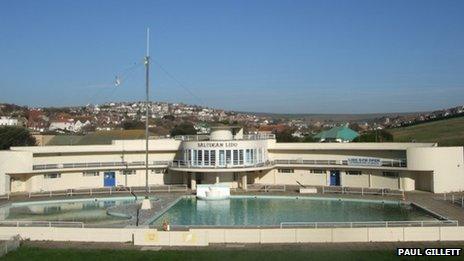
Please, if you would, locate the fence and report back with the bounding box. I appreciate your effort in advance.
[322,186,404,197]
[0,220,84,228]
[438,194,464,208]
[244,184,286,192]
[279,220,459,229]
[0,235,21,257]
[28,184,188,198]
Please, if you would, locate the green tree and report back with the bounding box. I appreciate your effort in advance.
[170,122,197,136]
[275,129,299,142]
[122,120,145,130]
[0,126,36,150]
[353,129,393,142]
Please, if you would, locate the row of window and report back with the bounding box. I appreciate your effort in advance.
[184,148,265,166]
[276,169,400,177]
[44,169,166,179]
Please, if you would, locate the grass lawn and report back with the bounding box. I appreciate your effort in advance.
[3,246,464,261]
[389,116,464,146]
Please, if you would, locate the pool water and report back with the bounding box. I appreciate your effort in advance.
[152,196,437,227]
[0,197,138,225]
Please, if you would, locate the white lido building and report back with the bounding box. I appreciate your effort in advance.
[0,126,463,194]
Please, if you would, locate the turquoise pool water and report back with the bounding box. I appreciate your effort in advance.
[151,196,437,227]
[0,197,140,225]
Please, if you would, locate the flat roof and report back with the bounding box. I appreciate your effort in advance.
[269,142,437,151]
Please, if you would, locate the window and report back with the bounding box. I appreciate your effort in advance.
[123,170,136,175]
[210,150,216,166]
[83,171,99,177]
[278,168,294,173]
[310,169,325,174]
[193,150,198,166]
[152,169,166,174]
[245,149,251,164]
[346,171,362,175]
[44,173,61,179]
[233,150,239,165]
[197,150,203,166]
[383,171,399,178]
[219,150,225,166]
[226,150,231,165]
[204,150,210,166]
[239,150,244,165]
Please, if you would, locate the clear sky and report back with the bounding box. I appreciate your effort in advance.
[1,0,463,114]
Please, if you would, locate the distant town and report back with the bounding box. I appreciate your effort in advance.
[0,102,463,142]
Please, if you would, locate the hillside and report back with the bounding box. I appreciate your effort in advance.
[389,116,464,146]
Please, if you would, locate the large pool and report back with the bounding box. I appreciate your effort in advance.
[151,196,437,227]
[0,197,140,226]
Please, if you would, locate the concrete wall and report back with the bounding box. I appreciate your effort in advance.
[2,226,464,246]
[407,147,464,193]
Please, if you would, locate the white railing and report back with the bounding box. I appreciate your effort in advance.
[274,159,406,168]
[279,220,459,229]
[28,184,188,198]
[174,134,276,141]
[245,184,286,192]
[33,161,170,171]
[438,194,464,208]
[169,160,273,169]
[0,194,10,200]
[0,220,85,228]
[321,186,404,197]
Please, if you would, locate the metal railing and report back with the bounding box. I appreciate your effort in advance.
[321,186,405,197]
[0,235,21,257]
[169,160,273,169]
[0,220,85,228]
[279,220,459,229]
[274,159,406,168]
[174,133,276,141]
[438,194,464,208]
[245,184,286,192]
[33,161,170,171]
[28,184,188,198]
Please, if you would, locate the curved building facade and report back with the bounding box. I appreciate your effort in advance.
[0,127,463,194]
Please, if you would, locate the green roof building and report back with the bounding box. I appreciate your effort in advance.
[314,126,359,143]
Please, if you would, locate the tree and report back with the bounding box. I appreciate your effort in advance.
[0,126,36,150]
[275,129,299,142]
[122,120,145,130]
[353,129,393,142]
[170,122,197,136]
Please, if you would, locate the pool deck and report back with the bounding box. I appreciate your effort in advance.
[1,188,463,228]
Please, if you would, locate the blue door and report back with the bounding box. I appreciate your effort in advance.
[103,172,115,187]
[330,170,340,186]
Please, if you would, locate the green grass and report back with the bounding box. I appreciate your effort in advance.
[3,246,463,261]
[389,116,464,146]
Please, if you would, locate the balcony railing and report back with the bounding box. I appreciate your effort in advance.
[274,159,406,168]
[32,158,406,171]
[33,161,170,170]
[169,160,273,169]
[174,133,276,141]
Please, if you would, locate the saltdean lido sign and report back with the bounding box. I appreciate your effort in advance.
[347,158,382,167]
[197,142,238,148]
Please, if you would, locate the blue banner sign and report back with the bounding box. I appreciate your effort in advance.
[347,158,381,167]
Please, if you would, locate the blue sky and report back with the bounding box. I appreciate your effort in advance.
[0,0,463,114]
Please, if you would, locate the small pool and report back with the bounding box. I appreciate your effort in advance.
[0,197,143,226]
[151,196,437,227]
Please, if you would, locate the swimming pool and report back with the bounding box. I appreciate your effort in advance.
[0,197,143,226]
[151,196,438,227]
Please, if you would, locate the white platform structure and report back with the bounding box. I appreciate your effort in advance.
[196,184,230,200]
